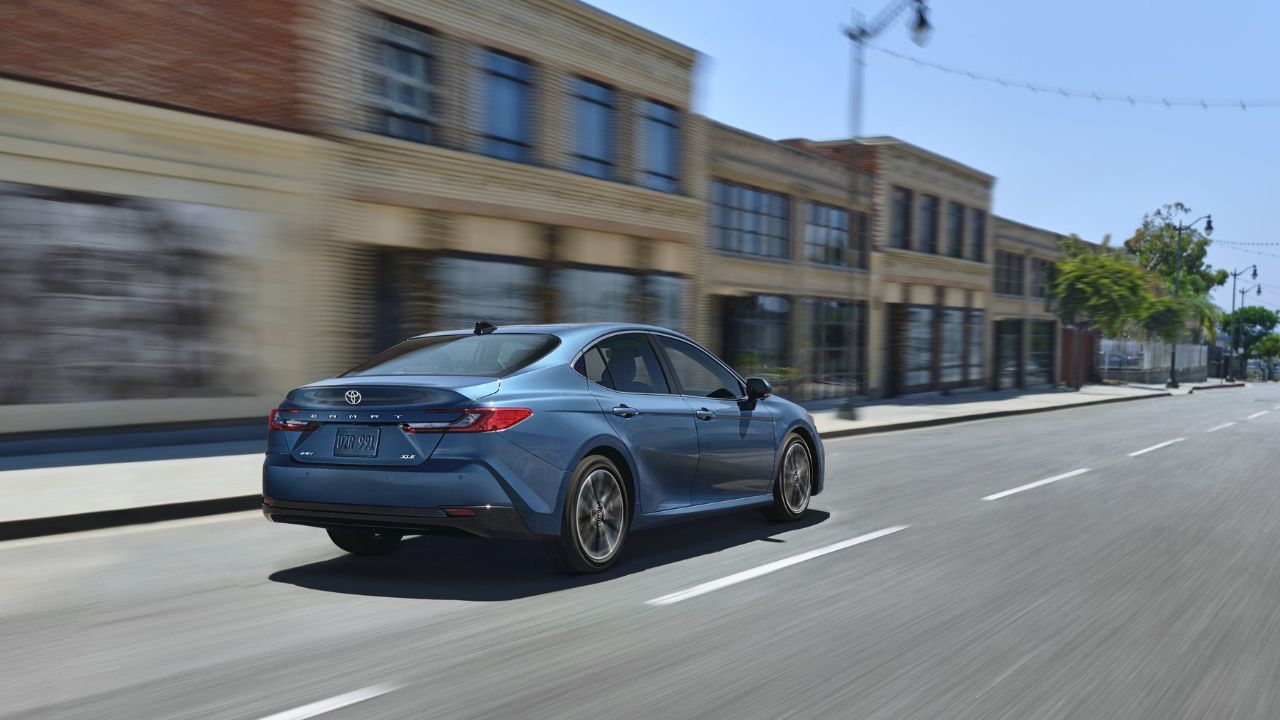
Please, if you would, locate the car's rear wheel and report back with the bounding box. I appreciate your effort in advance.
[546,454,629,573]
[327,527,402,556]
[764,434,812,522]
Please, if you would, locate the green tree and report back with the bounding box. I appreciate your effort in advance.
[1141,295,1192,345]
[1123,203,1228,295]
[1047,236,1154,387]
[1254,334,1280,381]
[1219,306,1279,366]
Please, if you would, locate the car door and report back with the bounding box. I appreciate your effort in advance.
[652,334,777,502]
[575,332,699,513]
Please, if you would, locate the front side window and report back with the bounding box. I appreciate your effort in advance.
[574,78,615,179]
[642,100,680,193]
[804,202,849,267]
[655,335,742,400]
[889,187,912,249]
[483,50,533,163]
[345,333,558,377]
[574,333,670,394]
[370,17,439,143]
[712,179,791,259]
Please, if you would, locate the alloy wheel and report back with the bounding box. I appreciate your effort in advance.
[574,467,625,562]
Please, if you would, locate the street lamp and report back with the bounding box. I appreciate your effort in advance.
[1166,214,1212,389]
[1225,264,1258,382]
[841,1,932,413]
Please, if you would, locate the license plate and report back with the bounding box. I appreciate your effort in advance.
[333,427,380,458]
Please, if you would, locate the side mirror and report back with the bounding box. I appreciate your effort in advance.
[745,376,772,400]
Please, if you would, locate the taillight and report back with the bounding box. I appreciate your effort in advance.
[402,407,532,434]
[268,408,319,432]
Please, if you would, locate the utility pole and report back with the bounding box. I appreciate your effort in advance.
[1165,214,1212,388]
[839,0,931,415]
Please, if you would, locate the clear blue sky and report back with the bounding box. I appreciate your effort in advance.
[588,0,1280,312]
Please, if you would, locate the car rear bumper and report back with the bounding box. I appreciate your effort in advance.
[262,498,534,539]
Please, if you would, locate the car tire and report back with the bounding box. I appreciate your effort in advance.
[326,527,402,556]
[546,454,629,574]
[764,434,813,522]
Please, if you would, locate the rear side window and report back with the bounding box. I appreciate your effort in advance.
[573,333,670,394]
[344,333,559,377]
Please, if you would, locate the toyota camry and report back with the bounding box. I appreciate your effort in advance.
[262,322,823,573]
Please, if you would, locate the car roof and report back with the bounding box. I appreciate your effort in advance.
[411,322,686,341]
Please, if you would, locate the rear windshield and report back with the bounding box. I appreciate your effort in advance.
[343,334,560,377]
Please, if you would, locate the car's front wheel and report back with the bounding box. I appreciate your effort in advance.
[546,454,629,573]
[327,528,402,555]
[764,434,813,522]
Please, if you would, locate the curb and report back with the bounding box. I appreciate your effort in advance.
[0,495,261,542]
[816,391,1172,440]
[1188,383,1245,393]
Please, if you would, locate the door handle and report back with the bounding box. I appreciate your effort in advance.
[694,408,716,421]
[612,405,639,418]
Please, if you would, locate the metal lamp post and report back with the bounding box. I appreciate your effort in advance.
[1166,214,1212,389]
[1234,282,1263,380]
[1225,264,1257,382]
[837,0,931,416]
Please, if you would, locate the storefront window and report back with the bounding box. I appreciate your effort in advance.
[904,306,934,388]
[1027,320,1055,385]
[556,267,639,323]
[647,274,687,331]
[435,257,540,328]
[967,310,985,384]
[995,319,1023,389]
[940,308,966,383]
[721,294,791,375]
[806,299,866,398]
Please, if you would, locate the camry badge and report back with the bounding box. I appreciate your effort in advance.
[344,390,362,405]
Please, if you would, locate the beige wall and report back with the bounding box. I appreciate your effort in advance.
[992,216,1065,386]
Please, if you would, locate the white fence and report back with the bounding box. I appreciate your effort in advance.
[1098,339,1208,384]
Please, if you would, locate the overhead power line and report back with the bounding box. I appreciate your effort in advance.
[1212,239,1280,248]
[870,45,1280,110]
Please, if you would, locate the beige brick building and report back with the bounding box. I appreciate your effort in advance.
[701,122,874,401]
[991,216,1064,388]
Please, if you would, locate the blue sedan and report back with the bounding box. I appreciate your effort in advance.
[263,322,824,572]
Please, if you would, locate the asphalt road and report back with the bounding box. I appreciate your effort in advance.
[3,384,1280,719]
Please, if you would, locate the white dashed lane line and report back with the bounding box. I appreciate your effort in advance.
[255,685,398,720]
[1207,422,1236,433]
[1247,411,1270,420]
[982,468,1091,501]
[1128,438,1185,457]
[646,526,908,606]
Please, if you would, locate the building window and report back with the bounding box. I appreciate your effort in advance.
[557,267,639,323]
[370,17,439,143]
[482,50,533,163]
[641,100,680,193]
[969,209,986,262]
[995,319,1023,389]
[804,202,849,267]
[807,299,866,398]
[918,195,939,254]
[889,186,912,249]
[647,274,688,331]
[574,78,616,179]
[1031,258,1051,300]
[967,309,984,384]
[853,211,870,270]
[940,308,966,384]
[1027,320,1055,385]
[995,251,1025,296]
[720,294,791,374]
[946,201,965,258]
[711,180,791,259]
[904,305,934,389]
[434,257,540,327]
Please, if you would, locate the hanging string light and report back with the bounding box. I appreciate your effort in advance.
[870,45,1280,110]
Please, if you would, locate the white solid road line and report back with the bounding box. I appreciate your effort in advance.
[1207,422,1237,433]
[1247,410,1270,420]
[646,526,908,606]
[982,468,1091,501]
[256,685,398,720]
[1128,438,1186,457]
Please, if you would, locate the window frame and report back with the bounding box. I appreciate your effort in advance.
[946,201,965,258]
[640,99,680,193]
[889,186,913,250]
[804,201,850,267]
[918,194,940,255]
[368,15,440,144]
[711,179,791,260]
[481,48,534,163]
[573,77,617,180]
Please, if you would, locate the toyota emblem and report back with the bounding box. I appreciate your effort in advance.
[344,390,362,405]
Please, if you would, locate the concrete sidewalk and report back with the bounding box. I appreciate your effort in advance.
[0,382,1204,539]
